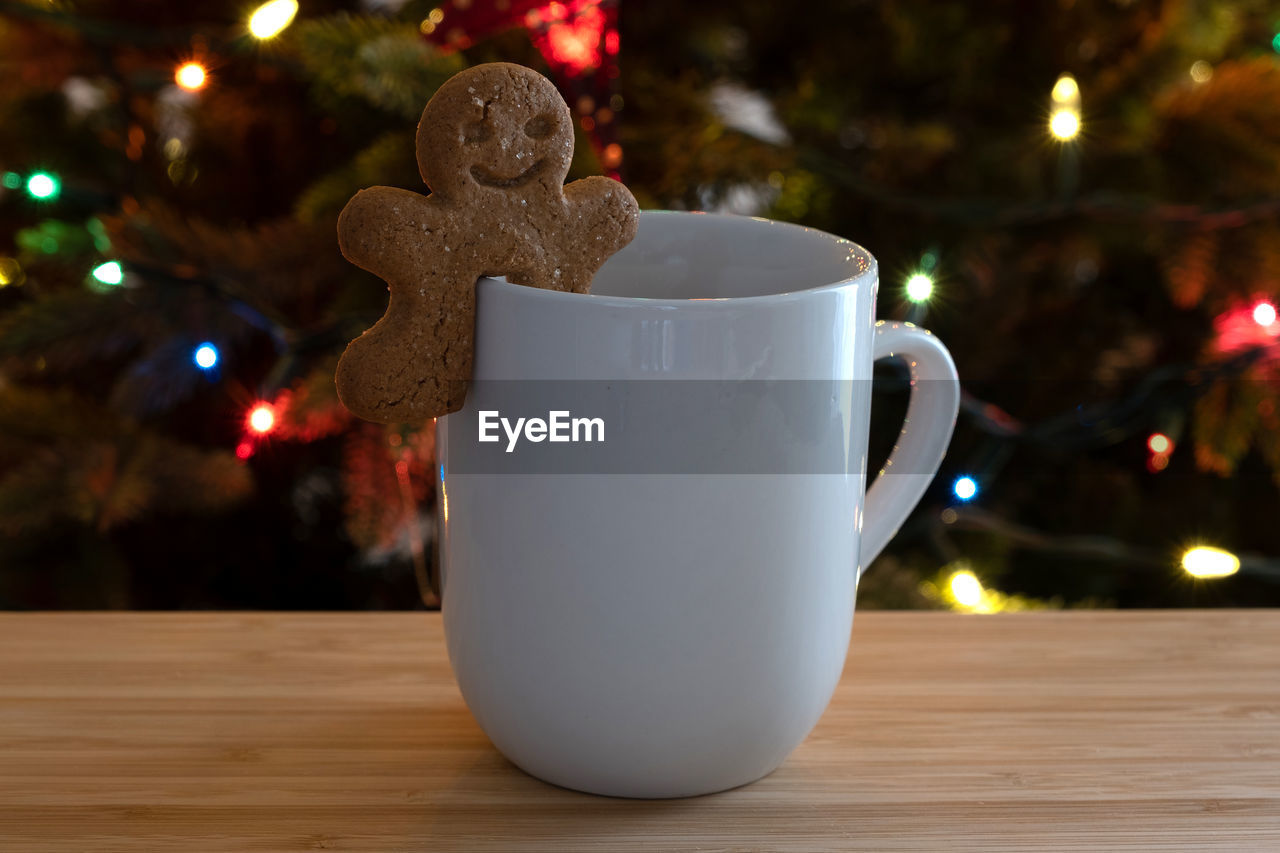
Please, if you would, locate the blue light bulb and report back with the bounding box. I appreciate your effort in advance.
[193,343,219,370]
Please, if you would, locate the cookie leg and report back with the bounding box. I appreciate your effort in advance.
[335,282,474,423]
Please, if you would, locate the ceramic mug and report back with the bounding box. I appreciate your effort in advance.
[436,211,959,798]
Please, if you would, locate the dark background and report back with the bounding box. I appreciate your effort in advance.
[1,0,1278,610]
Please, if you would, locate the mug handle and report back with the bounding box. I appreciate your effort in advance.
[859,320,960,575]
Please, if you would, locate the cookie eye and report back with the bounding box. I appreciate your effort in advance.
[523,114,556,140]
[463,122,492,145]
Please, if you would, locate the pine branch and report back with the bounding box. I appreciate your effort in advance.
[1192,373,1273,478]
[1162,230,1217,308]
[0,288,158,375]
[103,202,352,332]
[294,132,417,223]
[340,421,433,552]
[108,337,207,418]
[801,148,1280,230]
[293,14,464,120]
[0,386,252,535]
[1157,57,1280,196]
[274,361,351,442]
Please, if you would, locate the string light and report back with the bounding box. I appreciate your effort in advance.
[249,0,298,40]
[1181,546,1240,579]
[1146,431,1174,472]
[1253,300,1277,328]
[0,257,23,288]
[1050,74,1078,103]
[1048,73,1081,141]
[1146,433,1172,455]
[26,171,60,200]
[952,476,978,501]
[905,272,934,302]
[925,565,1034,613]
[247,403,276,434]
[91,261,124,286]
[235,441,254,460]
[193,343,219,370]
[1049,109,1081,141]
[2,172,20,189]
[539,0,607,75]
[949,569,984,608]
[175,62,207,92]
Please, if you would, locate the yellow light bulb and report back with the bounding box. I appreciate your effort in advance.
[249,0,299,40]
[0,257,23,287]
[175,62,207,92]
[1049,109,1080,141]
[1051,74,1079,104]
[1181,546,1240,579]
[949,570,984,608]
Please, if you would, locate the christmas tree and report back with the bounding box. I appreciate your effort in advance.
[1,0,1277,609]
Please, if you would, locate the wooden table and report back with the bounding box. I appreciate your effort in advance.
[1,612,1277,851]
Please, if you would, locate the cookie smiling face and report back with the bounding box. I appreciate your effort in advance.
[335,61,640,424]
[417,63,573,201]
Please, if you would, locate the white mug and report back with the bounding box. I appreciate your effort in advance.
[437,211,959,798]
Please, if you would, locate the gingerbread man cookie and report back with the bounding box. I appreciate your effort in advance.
[334,62,640,424]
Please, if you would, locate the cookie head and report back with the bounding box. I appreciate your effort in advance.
[417,63,574,200]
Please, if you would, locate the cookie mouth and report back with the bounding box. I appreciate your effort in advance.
[469,159,546,188]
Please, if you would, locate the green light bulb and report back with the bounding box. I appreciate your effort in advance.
[91,261,124,286]
[26,172,60,200]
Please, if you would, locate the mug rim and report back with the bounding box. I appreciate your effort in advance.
[478,210,878,308]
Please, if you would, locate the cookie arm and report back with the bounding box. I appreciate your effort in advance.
[563,176,640,271]
[337,187,438,278]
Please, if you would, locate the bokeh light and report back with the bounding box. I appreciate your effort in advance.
[1252,300,1277,328]
[949,569,984,608]
[249,0,298,39]
[905,272,934,302]
[1181,546,1240,579]
[248,403,276,434]
[193,343,219,370]
[91,261,123,285]
[26,172,60,200]
[175,62,207,92]
[1050,74,1078,103]
[1049,109,1081,141]
[0,257,23,288]
[1147,433,1172,455]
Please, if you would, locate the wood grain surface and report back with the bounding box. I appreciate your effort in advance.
[1,611,1277,852]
